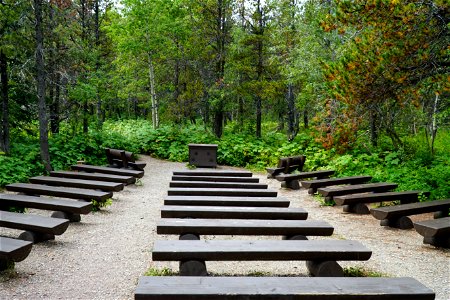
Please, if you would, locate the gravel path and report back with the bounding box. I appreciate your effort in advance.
[1,155,449,299]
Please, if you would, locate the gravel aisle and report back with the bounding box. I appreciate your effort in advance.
[1,156,449,299]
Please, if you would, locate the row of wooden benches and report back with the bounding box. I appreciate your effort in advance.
[135,168,435,299]
[0,152,145,271]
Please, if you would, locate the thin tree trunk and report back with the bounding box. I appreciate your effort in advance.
[286,83,298,141]
[148,52,158,128]
[370,108,378,147]
[35,0,52,171]
[255,0,263,139]
[430,93,439,155]
[0,50,10,154]
[95,0,103,128]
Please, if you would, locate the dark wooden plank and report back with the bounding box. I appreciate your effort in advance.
[173,170,253,177]
[164,196,290,207]
[6,183,112,202]
[414,217,450,238]
[276,170,335,181]
[157,219,333,236]
[167,188,277,197]
[71,164,144,178]
[172,175,259,183]
[152,240,372,261]
[169,181,268,189]
[160,205,307,219]
[335,191,424,206]
[371,199,450,220]
[318,183,398,197]
[0,237,33,262]
[29,176,124,192]
[135,276,435,300]
[301,176,372,193]
[50,171,136,184]
[0,211,70,235]
[0,194,92,214]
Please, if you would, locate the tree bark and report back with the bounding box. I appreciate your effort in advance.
[286,83,298,141]
[35,0,52,171]
[148,52,158,128]
[255,0,263,139]
[0,50,10,154]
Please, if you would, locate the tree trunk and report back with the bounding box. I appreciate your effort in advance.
[148,52,158,128]
[35,0,52,171]
[94,0,103,129]
[50,72,60,134]
[430,93,439,155]
[303,109,309,129]
[0,50,10,154]
[370,108,378,147]
[255,0,263,139]
[286,83,298,141]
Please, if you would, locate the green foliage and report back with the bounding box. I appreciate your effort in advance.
[144,267,176,276]
[343,266,384,277]
[91,199,113,212]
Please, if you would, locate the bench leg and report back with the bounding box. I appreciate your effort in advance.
[423,236,450,248]
[307,188,317,195]
[342,203,370,214]
[434,209,449,219]
[19,231,55,243]
[380,217,413,229]
[324,197,335,205]
[179,260,207,276]
[281,180,300,190]
[0,259,14,271]
[179,233,200,240]
[283,235,308,240]
[51,211,81,222]
[306,260,344,277]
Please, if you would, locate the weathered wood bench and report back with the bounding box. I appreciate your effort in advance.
[333,190,426,215]
[266,155,306,179]
[105,148,146,171]
[173,170,253,177]
[29,176,125,192]
[414,217,450,248]
[318,182,398,203]
[0,194,92,222]
[135,276,435,300]
[169,181,268,189]
[167,188,277,197]
[172,175,259,183]
[164,196,290,207]
[301,175,372,194]
[0,211,70,243]
[275,170,335,190]
[160,205,307,220]
[6,183,113,202]
[157,219,333,241]
[71,164,144,178]
[152,239,372,276]
[50,170,136,184]
[0,236,33,271]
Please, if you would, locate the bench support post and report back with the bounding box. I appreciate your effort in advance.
[0,260,14,271]
[51,211,81,222]
[380,216,413,229]
[179,260,207,276]
[283,235,308,240]
[434,209,449,219]
[19,231,55,243]
[179,233,200,240]
[308,188,316,194]
[305,260,344,277]
[281,180,300,190]
[423,236,450,248]
[342,203,370,215]
[324,197,335,205]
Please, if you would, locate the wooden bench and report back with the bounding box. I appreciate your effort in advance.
[50,171,136,184]
[160,205,307,220]
[135,276,435,300]
[0,194,92,222]
[371,199,450,229]
[157,219,333,240]
[169,181,268,189]
[0,237,33,271]
[71,164,144,178]
[152,239,372,276]
[29,176,125,192]
[167,188,277,197]
[301,175,372,194]
[318,182,398,203]
[164,196,290,207]
[266,155,306,179]
[172,175,259,183]
[333,191,426,215]
[275,170,335,190]
[173,170,253,177]
[0,211,70,243]
[105,148,146,171]
[6,183,113,202]
[414,217,450,248]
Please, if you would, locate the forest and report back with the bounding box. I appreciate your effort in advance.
[0,0,449,200]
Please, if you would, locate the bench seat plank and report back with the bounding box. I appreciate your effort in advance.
[50,171,136,184]
[173,170,253,177]
[335,191,425,206]
[0,194,92,214]
[0,237,33,263]
[414,217,450,238]
[276,170,335,181]
[301,176,372,194]
[164,196,290,207]
[152,240,372,261]
[169,181,268,189]
[0,211,70,235]
[167,188,277,197]
[29,176,124,192]
[172,175,259,183]
[6,183,112,202]
[156,219,333,236]
[71,164,144,178]
[135,276,435,300]
[318,183,398,198]
[371,199,450,220]
[160,205,307,219]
